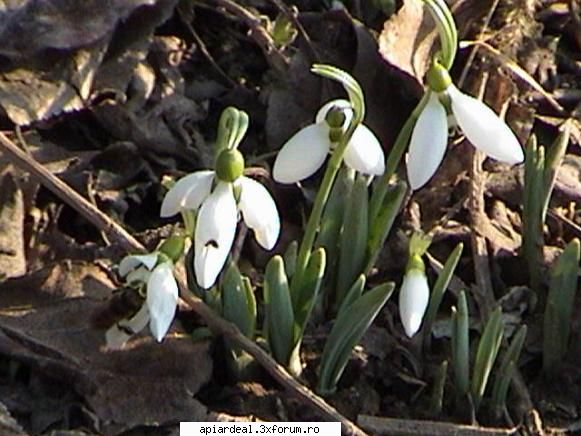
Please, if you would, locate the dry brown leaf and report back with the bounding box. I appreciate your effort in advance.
[378,0,438,84]
[0,0,179,125]
[0,262,212,433]
[0,0,157,59]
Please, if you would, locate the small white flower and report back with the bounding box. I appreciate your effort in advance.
[161,169,280,289]
[106,253,178,348]
[106,304,150,349]
[398,269,430,338]
[406,85,524,190]
[273,99,385,184]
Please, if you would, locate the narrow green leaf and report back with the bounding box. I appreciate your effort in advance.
[336,174,369,307]
[293,247,326,341]
[283,240,298,279]
[336,274,366,318]
[429,360,448,416]
[242,276,257,339]
[315,167,354,285]
[423,243,463,348]
[365,181,406,274]
[317,282,394,395]
[541,121,570,221]
[522,135,545,293]
[491,325,527,414]
[264,256,295,365]
[452,291,469,398]
[222,263,255,338]
[543,238,580,373]
[471,307,504,410]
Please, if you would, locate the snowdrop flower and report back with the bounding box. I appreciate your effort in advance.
[406,64,524,190]
[273,99,385,184]
[160,148,280,289]
[399,263,430,338]
[106,252,178,348]
[398,233,432,338]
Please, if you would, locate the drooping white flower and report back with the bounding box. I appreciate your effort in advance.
[160,152,280,289]
[273,99,385,184]
[406,85,524,190]
[398,269,430,338]
[106,253,178,348]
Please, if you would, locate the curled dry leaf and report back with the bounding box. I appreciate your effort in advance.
[378,0,439,83]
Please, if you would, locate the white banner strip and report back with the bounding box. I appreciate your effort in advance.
[180,422,341,435]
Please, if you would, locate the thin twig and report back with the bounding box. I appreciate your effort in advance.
[0,131,142,253]
[267,0,320,62]
[457,0,500,88]
[211,0,289,72]
[177,4,238,88]
[548,209,581,238]
[459,3,499,318]
[0,130,366,436]
[467,73,496,319]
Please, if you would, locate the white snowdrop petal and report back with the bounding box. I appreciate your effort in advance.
[105,304,150,349]
[406,93,448,190]
[194,182,238,288]
[123,304,150,333]
[343,124,385,176]
[398,270,430,338]
[105,325,131,350]
[272,124,331,184]
[160,170,214,217]
[125,267,151,285]
[315,99,353,130]
[448,85,524,164]
[238,177,280,250]
[146,262,178,342]
[118,253,159,276]
[182,171,215,210]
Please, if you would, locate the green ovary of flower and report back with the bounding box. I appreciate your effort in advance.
[325,106,347,128]
[215,148,245,182]
[426,62,452,93]
[407,253,426,274]
[328,127,344,143]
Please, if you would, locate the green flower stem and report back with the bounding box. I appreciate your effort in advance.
[423,0,458,69]
[181,210,196,238]
[292,121,357,293]
[369,92,430,222]
[292,65,365,293]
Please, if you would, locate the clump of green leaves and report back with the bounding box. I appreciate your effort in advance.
[522,124,570,293]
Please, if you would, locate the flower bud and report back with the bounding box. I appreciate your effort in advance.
[215,148,245,182]
[399,268,430,338]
